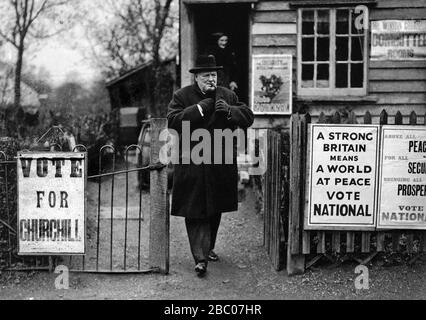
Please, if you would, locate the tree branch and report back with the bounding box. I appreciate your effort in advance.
[0,29,19,48]
[28,0,48,26]
[10,0,22,31]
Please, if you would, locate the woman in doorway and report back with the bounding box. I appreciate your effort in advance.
[207,32,239,92]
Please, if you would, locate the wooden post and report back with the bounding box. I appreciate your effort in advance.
[273,132,283,270]
[346,232,355,253]
[361,233,371,253]
[422,111,426,254]
[287,114,307,275]
[317,231,326,254]
[149,118,169,274]
[264,131,270,251]
[376,233,385,252]
[364,111,372,125]
[348,111,358,124]
[263,130,284,271]
[332,232,341,253]
[48,256,53,273]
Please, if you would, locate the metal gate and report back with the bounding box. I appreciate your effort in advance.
[0,118,169,274]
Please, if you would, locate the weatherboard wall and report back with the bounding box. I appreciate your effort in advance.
[179,0,426,129]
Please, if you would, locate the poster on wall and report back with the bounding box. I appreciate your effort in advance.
[305,124,380,230]
[377,126,426,230]
[251,54,292,115]
[371,20,426,60]
[17,152,86,255]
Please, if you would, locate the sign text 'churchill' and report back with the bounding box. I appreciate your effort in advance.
[17,152,86,255]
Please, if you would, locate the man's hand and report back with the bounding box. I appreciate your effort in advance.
[215,99,230,114]
[198,98,215,114]
[229,81,238,91]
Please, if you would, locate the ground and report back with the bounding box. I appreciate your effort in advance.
[1,161,426,300]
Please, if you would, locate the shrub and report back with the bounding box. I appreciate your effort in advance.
[0,137,18,269]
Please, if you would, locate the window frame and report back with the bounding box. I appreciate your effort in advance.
[297,7,368,97]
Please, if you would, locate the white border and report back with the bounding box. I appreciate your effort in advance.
[251,54,293,115]
[376,125,426,230]
[17,151,87,256]
[304,124,380,231]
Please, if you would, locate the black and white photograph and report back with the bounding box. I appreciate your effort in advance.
[0,0,426,309]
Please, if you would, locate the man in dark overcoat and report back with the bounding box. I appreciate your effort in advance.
[167,55,254,276]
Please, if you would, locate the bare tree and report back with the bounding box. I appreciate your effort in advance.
[83,0,178,116]
[0,0,76,110]
[0,65,14,135]
[0,66,14,108]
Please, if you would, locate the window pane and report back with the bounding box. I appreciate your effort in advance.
[351,63,364,87]
[336,63,348,88]
[317,64,329,88]
[317,37,329,61]
[351,37,364,61]
[302,64,314,88]
[317,64,329,80]
[302,10,314,35]
[336,37,349,61]
[302,38,315,61]
[337,9,349,34]
[302,64,314,80]
[317,10,330,35]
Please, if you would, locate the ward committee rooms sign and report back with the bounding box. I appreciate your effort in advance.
[17,152,86,255]
[305,124,380,230]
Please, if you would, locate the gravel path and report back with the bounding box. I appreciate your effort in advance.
[1,164,426,300]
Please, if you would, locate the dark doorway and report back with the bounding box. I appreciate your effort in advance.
[191,3,251,104]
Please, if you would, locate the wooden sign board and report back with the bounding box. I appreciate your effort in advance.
[305,124,380,231]
[251,54,292,115]
[17,152,86,255]
[371,20,426,60]
[377,126,426,230]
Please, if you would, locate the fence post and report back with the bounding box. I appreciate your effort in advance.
[148,118,169,274]
[287,114,308,276]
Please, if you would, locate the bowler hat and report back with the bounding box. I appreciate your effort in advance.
[189,55,223,73]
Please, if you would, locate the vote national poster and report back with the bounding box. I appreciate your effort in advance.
[17,152,86,255]
[305,124,380,230]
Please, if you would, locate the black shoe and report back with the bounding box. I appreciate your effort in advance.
[195,262,207,276]
[208,250,219,262]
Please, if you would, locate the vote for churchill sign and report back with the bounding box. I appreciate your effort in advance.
[377,126,426,230]
[305,124,380,230]
[17,152,86,255]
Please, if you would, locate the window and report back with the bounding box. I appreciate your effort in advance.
[298,8,368,97]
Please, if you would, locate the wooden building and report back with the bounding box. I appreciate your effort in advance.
[180,0,426,129]
[106,59,177,112]
[105,59,177,145]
